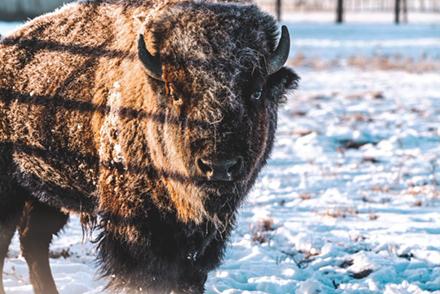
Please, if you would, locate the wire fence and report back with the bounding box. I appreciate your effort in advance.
[0,0,439,22]
[255,0,440,12]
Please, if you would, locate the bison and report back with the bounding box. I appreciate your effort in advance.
[0,0,299,293]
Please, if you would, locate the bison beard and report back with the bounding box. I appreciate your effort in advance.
[0,0,299,293]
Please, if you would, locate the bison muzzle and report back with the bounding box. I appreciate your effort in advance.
[0,0,299,293]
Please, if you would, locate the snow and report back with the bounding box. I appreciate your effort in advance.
[286,22,440,60]
[1,18,440,294]
[0,22,20,36]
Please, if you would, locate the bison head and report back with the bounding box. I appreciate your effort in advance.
[133,3,298,225]
[95,2,300,291]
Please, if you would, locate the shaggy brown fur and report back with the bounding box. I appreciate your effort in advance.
[0,0,299,293]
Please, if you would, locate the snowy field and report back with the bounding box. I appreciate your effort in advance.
[1,19,440,294]
[288,22,440,60]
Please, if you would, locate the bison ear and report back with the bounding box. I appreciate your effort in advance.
[266,25,290,75]
[267,67,300,103]
[138,34,164,81]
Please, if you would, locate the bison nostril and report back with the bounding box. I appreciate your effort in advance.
[196,157,243,181]
[196,158,213,178]
[227,157,243,176]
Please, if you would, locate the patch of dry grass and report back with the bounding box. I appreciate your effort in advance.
[251,218,275,244]
[320,207,359,218]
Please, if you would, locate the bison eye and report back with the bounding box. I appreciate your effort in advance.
[171,93,183,105]
[250,89,262,101]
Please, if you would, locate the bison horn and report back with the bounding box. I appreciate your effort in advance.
[267,25,290,75]
[138,34,163,81]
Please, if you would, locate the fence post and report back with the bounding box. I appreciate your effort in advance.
[402,0,408,23]
[276,0,282,21]
[336,0,344,23]
[395,0,401,24]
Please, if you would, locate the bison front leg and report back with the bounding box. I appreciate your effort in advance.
[18,201,69,294]
[0,145,25,294]
[0,204,23,294]
[176,268,208,294]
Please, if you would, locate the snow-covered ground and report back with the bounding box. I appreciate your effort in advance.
[286,22,440,60]
[1,19,440,294]
[207,69,440,294]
